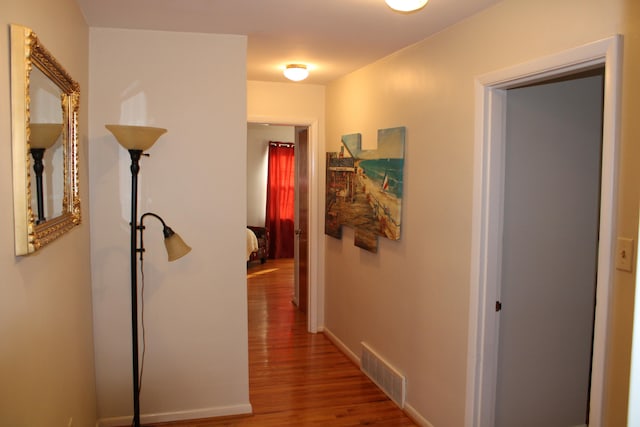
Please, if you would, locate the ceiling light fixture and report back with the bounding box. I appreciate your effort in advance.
[283,64,309,82]
[385,0,428,12]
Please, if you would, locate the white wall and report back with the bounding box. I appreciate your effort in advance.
[0,0,96,425]
[324,0,627,426]
[246,124,294,227]
[89,28,250,424]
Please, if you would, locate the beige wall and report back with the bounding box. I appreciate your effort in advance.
[89,29,250,424]
[1,1,636,426]
[325,0,629,426]
[0,0,96,426]
[617,0,640,425]
[248,81,325,127]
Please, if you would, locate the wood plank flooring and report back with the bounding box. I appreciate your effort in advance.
[147,258,416,426]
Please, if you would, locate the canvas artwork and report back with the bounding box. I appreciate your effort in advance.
[325,127,405,253]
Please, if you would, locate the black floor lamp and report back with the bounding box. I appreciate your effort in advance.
[29,123,62,224]
[106,124,192,427]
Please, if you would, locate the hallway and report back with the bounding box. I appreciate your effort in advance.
[150,258,415,426]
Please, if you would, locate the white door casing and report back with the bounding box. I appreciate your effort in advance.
[465,36,622,427]
[247,116,323,333]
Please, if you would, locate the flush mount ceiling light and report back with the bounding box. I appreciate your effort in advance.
[385,0,428,12]
[283,64,309,81]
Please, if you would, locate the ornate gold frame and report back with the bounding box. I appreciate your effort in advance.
[10,24,81,255]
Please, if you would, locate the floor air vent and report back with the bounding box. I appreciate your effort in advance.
[360,342,406,408]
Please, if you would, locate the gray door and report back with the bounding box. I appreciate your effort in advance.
[495,71,604,427]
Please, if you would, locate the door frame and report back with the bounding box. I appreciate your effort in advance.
[465,36,622,427]
[247,115,323,333]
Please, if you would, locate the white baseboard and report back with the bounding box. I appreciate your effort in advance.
[322,327,434,427]
[405,403,435,427]
[322,327,360,365]
[96,403,252,427]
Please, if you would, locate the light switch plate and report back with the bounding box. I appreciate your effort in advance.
[615,237,634,272]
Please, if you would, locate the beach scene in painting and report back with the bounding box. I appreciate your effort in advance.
[325,127,405,252]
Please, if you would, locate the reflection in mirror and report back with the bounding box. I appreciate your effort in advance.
[30,65,64,224]
[10,24,81,255]
[30,123,63,224]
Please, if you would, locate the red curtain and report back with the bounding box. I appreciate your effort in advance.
[266,142,295,258]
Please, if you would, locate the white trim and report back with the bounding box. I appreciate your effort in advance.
[404,404,436,427]
[323,327,360,365]
[465,82,507,427]
[247,115,324,333]
[307,119,324,333]
[589,35,623,427]
[465,35,622,427]
[95,403,252,427]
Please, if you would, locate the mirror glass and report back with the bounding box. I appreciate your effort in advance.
[29,65,64,223]
[10,24,81,255]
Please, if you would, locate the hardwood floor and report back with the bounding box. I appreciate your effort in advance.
[148,258,416,426]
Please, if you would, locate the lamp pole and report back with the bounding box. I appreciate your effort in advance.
[106,124,189,427]
[128,149,143,427]
[30,148,47,224]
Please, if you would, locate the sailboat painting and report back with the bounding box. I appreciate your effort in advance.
[325,127,405,253]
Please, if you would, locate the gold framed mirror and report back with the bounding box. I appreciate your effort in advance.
[10,24,81,255]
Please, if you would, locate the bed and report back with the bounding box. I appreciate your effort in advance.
[246,226,269,264]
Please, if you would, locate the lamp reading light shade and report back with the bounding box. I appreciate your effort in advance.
[385,0,428,12]
[30,123,63,149]
[105,124,167,151]
[162,225,192,262]
[283,64,309,81]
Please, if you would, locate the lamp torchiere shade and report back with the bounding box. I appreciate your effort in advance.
[30,123,63,149]
[105,124,168,151]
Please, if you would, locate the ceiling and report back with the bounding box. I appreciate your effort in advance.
[75,0,501,85]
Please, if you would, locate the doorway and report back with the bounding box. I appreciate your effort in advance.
[494,69,604,427]
[246,122,313,328]
[465,36,622,427]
